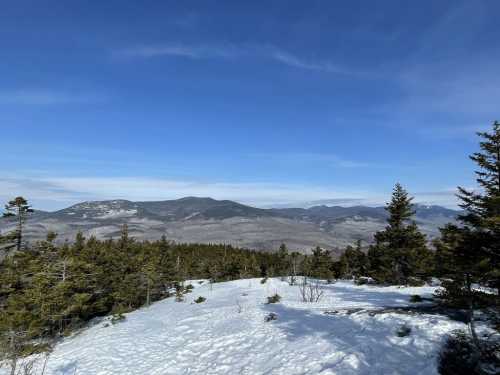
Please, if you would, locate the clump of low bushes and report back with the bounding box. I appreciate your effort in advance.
[266,294,281,304]
[410,294,423,303]
[438,331,500,375]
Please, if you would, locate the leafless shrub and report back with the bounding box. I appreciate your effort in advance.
[299,278,324,303]
[0,330,53,375]
[3,351,52,375]
[18,357,36,375]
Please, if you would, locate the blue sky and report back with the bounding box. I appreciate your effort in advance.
[1,1,499,210]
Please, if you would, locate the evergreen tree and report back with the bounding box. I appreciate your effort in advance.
[309,246,334,282]
[247,254,261,277]
[0,217,291,361]
[2,197,34,252]
[277,243,289,277]
[339,240,368,278]
[436,122,500,348]
[455,121,500,290]
[288,251,301,285]
[139,249,161,307]
[368,183,429,284]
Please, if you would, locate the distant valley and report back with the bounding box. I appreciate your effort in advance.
[0,197,460,254]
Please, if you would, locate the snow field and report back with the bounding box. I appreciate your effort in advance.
[3,279,466,375]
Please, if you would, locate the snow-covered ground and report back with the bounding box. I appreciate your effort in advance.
[4,279,469,375]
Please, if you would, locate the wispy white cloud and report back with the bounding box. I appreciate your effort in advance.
[0,90,107,105]
[0,176,375,210]
[116,44,238,59]
[0,175,459,211]
[115,43,355,74]
[39,176,370,208]
[0,177,91,211]
[269,50,351,74]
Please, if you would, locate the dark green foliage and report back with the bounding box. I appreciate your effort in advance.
[368,184,432,284]
[354,277,371,285]
[432,225,462,278]
[288,251,301,285]
[437,122,500,294]
[434,122,500,354]
[111,313,126,325]
[434,281,497,310]
[264,312,278,322]
[438,331,500,375]
[396,325,411,337]
[339,240,368,278]
[260,277,268,284]
[309,247,335,282]
[276,243,289,277]
[409,295,422,303]
[0,225,291,357]
[266,294,281,304]
[407,277,425,287]
[2,196,34,252]
[194,296,206,304]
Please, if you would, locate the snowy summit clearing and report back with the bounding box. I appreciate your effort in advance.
[11,279,467,375]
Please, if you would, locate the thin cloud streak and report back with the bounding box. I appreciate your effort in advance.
[115,43,356,74]
[117,45,238,59]
[270,50,350,75]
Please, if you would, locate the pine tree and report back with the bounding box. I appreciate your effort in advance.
[0,218,291,357]
[456,121,500,290]
[368,183,429,284]
[436,122,500,349]
[288,252,301,285]
[340,240,368,278]
[139,246,162,306]
[309,246,334,282]
[2,197,34,252]
[277,243,289,277]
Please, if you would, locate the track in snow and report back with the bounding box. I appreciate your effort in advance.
[3,279,466,375]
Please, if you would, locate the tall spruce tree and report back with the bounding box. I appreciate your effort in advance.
[277,243,289,277]
[456,121,500,290]
[368,183,429,284]
[436,121,500,347]
[2,197,33,252]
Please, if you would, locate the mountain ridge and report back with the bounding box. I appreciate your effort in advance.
[1,197,460,253]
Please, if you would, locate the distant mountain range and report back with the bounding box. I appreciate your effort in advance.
[0,197,460,254]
